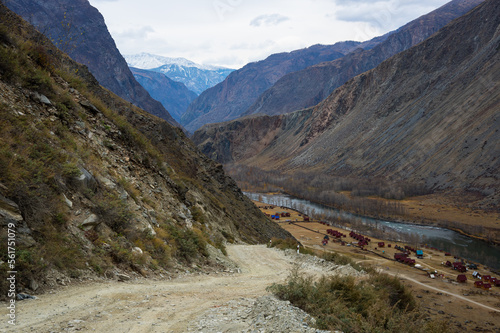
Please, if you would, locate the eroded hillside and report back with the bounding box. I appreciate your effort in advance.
[0,4,291,294]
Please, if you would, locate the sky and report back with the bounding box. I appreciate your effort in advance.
[88,0,451,69]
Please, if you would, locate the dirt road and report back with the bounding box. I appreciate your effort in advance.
[2,245,297,333]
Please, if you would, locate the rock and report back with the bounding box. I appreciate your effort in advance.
[132,247,143,255]
[81,214,99,228]
[0,194,23,226]
[79,100,100,115]
[63,194,73,209]
[30,279,39,291]
[31,92,52,105]
[17,293,37,300]
[76,167,97,191]
[97,175,116,190]
[116,273,131,282]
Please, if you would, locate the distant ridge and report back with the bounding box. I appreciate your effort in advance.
[181,41,361,132]
[125,53,234,95]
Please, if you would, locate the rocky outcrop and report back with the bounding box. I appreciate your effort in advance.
[181,42,360,132]
[194,0,500,209]
[243,0,485,117]
[5,0,180,127]
[130,67,198,123]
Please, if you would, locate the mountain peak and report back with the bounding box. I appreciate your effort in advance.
[124,52,230,71]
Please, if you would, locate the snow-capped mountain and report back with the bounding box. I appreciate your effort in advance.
[124,53,234,94]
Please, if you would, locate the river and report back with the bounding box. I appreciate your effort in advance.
[245,192,500,270]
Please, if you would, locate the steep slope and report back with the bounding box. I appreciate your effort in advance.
[0,4,291,294]
[125,53,234,95]
[130,67,198,123]
[182,42,361,132]
[243,0,485,117]
[194,0,500,209]
[5,0,180,127]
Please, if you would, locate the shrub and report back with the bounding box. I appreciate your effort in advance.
[93,192,133,233]
[268,268,447,333]
[269,237,315,255]
[166,225,208,263]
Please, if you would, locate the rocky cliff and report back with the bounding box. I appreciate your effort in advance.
[0,4,291,295]
[181,42,360,132]
[194,0,500,210]
[243,0,485,117]
[5,0,180,127]
[130,67,198,123]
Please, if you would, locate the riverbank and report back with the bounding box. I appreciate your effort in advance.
[252,189,500,244]
[247,192,500,271]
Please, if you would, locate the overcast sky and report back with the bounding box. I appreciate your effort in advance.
[88,0,450,69]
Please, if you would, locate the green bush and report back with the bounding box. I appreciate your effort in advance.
[166,225,208,263]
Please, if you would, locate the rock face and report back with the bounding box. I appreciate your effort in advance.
[5,0,180,127]
[130,67,198,123]
[181,42,361,132]
[0,3,292,292]
[242,0,485,117]
[194,0,500,209]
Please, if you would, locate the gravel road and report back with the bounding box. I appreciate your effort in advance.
[2,245,355,332]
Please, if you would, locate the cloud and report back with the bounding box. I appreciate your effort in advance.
[113,26,154,40]
[250,14,290,27]
[332,0,449,31]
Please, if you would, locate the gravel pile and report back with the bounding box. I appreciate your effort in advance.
[188,295,337,333]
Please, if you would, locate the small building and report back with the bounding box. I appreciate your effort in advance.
[457,274,467,283]
[416,250,424,259]
[378,242,385,248]
[474,281,484,288]
[483,283,492,290]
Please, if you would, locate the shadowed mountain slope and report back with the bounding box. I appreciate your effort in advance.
[181,42,361,132]
[6,0,180,127]
[130,67,198,123]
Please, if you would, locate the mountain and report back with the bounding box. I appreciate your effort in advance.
[125,53,234,95]
[5,0,180,127]
[0,2,291,291]
[181,41,362,133]
[193,0,499,210]
[242,0,485,117]
[130,67,198,123]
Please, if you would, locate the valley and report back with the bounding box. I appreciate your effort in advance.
[1,0,498,331]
